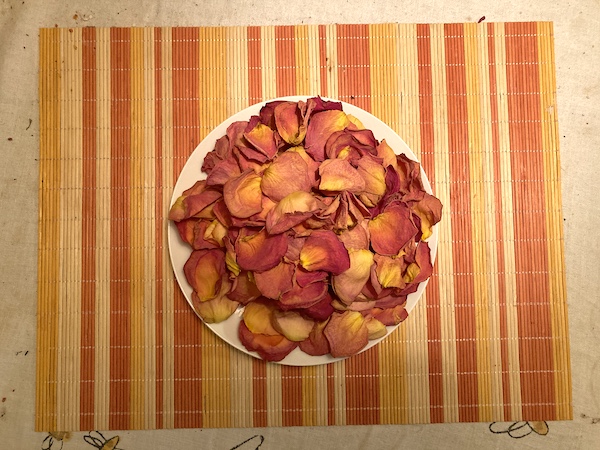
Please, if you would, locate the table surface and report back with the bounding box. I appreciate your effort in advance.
[1,1,599,449]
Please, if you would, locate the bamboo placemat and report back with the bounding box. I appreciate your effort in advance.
[36,22,571,431]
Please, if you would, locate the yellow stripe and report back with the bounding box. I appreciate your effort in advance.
[314,364,328,425]
[57,27,83,431]
[493,22,523,419]
[142,26,157,430]
[430,22,460,422]
[36,27,61,432]
[536,22,572,420]
[94,27,112,430]
[369,23,409,425]
[294,25,311,95]
[301,366,317,425]
[463,22,493,421]
[129,26,146,430]
[229,352,253,427]
[266,363,283,426]
[160,26,176,429]
[333,360,346,425]
[474,23,505,420]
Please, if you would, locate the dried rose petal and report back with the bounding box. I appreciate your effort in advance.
[191,277,239,323]
[243,298,280,335]
[370,305,409,326]
[183,249,226,302]
[368,203,419,256]
[318,158,366,193]
[279,279,328,310]
[374,254,406,289]
[376,139,398,172]
[238,321,297,362]
[412,193,443,240]
[356,154,386,207]
[175,218,197,247]
[365,317,387,340]
[266,191,320,235]
[223,170,263,219]
[323,311,369,358]
[332,249,374,304]
[206,157,242,186]
[228,270,261,304]
[244,116,278,159]
[305,110,350,161]
[298,320,330,356]
[235,228,288,272]
[271,310,315,342]
[299,230,350,275]
[261,151,312,202]
[302,292,335,321]
[254,261,295,300]
[169,181,222,222]
[338,220,370,251]
[274,101,306,145]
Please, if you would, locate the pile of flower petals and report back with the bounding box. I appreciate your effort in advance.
[169,97,442,362]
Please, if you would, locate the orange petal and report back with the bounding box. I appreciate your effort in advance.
[374,254,406,289]
[183,249,226,302]
[299,230,350,275]
[266,191,321,235]
[298,320,331,356]
[261,151,312,202]
[368,203,419,256]
[376,139,398,172]
[332,249,374,304]
[223,169,263,218]
[227,270,261,304]
[365,317,387,340]
[305,110,350,161]
[323,311,369,358]
[235,228,288,272]
[244,116,278,159]
[279,280,328,310]
[238,321,297,362]
[191,276,239,323]
[412,193,443,240]
[318,158,366,193]
[274,101,307,145]
[169,181,222,222]
[271,310,315,342]
[243,298,280,335]
[254,261,295,300]
[338,220,370,251]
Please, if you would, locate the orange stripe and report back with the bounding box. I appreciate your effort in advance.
[275,26,296,97]
[281,366,303,426]
[171,27,203,428]
[153,26,164,429]
[247,26,262,103]
[252,360,267,427]
[326,363,336,424]
[444,23,479,422]
[109,27,132,430]
[486,24,512,420]
[80,26,97,430]
[504,22,555,421]
[417,23,444,423]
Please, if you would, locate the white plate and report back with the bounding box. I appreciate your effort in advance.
[168,96,439,366]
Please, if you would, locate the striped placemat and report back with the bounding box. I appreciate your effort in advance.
[36,22,571,431]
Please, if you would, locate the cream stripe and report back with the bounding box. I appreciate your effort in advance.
[260,26,276,101]
[333,360,346,425]
[463,22,493,421]
[57,27,83,430]
[142,26,157,430]
[94,27,112,430]
[324,24,339,100]
[266,363,283,426]
[130,26,146,430]
[161,26,176,429]
[493,22,523,420]
[474,23,505,420]
[429,23,459,422]
[314,364,328,425]
[229,351,252,427]
[306,25,321,95]
[536,22,571,419]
